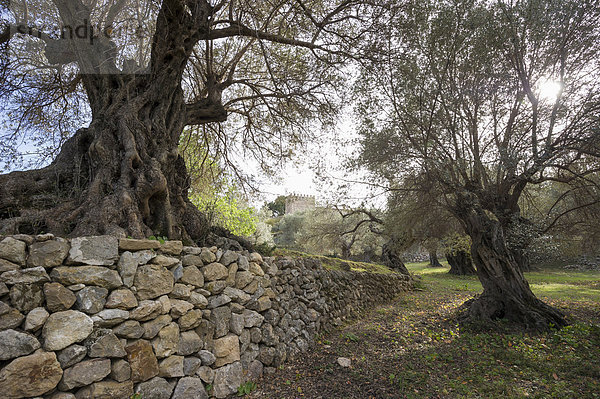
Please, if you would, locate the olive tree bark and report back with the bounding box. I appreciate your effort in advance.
[445,250,476,275]
[455,202,567,330]
[428,250,443,267]
[0,0,219,241]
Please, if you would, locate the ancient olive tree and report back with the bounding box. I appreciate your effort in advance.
[0,0,371,240]
[356,0,600,329]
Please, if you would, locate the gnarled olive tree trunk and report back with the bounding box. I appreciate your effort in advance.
[0,2,218,241]
[458,206,567,330]
[428,250,443,267]
[445,249,476,275]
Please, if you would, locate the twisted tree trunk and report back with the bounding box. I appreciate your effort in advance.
[458,206,567,330]
[445,250,476,275]
[0,1,218,241]
[428,250,443,267]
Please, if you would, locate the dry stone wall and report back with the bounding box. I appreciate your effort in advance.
[0,234,412,399]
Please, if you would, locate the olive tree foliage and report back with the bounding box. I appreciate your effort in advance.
[355,0,600,329]
[0,0,380,240]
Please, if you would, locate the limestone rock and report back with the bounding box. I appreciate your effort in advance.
[0,329,40,360]
[130,300,163,321]
[118,238,160,251]
[74,380,133,399]
[249,262,265,276]
[159,240,183,255]
[135,377,174,399]
[43,310,94,351]
[142,314,172,339]
[27,238,70,268]
[10,283,44,312]
[184,357,202,376]
[67,235,118,266]
[50,266,122,289]
[126,339,159,382]
[84,328,126,358]
[57,344,88,368]
[212,334,240,367]
[170,283,191,299]
[0,302,24,330]
[171,377,208,399]
[91,309,129,327]
[58,358,111,390]
[219,250,238,266]
[0,237,26,265]
[152,322,180,358]
[247,359,264,380]
[196,365,215,384]
[178,309,203,331]
[112,320,144,339]
[210,306,231,338]
[150,254,180,268]
[118,250,154,287]
[0,258,20,273]
[212,361,243,399]
[0,281,7,295]
[235,271,254,289]
[182,254,203,267]
[242,309,264,328]
[223,286,251,303]
[237,255,249,271]
[207,294,231,309]
[188,291,208,308]
[75,286,108,314]
[177,330,203,355]
[198,349,216,366]
[44,282,77,312]
[0,351,63,398]
[134,264,174,300]
[24,307,49,331]
[170,299,193,317]
[203,262,228,281]
[105,288,138,309]
[181,265,204,287]
[159,355,185,377]
[226,262,238,286]
[247,295,272,312]
[1,267,50,285]
[230,313,244,335]
[110,359,131,382]
[200,248,216,264]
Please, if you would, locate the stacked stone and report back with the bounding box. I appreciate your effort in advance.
[0,234,412,399]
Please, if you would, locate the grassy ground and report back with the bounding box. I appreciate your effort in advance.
[248,262,600,399]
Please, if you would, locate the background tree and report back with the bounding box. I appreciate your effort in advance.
[356,0,600,329]
[0,0,374,240]
[443,233,476,275]
[266,196,287,218]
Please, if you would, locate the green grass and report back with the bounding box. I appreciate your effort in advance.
[272,248,395,274]
[406,261,600,302]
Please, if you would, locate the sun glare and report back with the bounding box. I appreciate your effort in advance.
[537,80,563,102]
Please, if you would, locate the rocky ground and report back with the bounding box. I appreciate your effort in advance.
[247,264,600,399]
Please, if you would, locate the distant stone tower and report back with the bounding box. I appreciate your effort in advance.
[285,194,316,214]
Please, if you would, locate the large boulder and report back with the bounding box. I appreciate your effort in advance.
[0,351,63,398]
[67,236,118,266]
[50,266,122,289]
[0,329,40,360]
[43,310,94,351]
[134,264,174,300]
